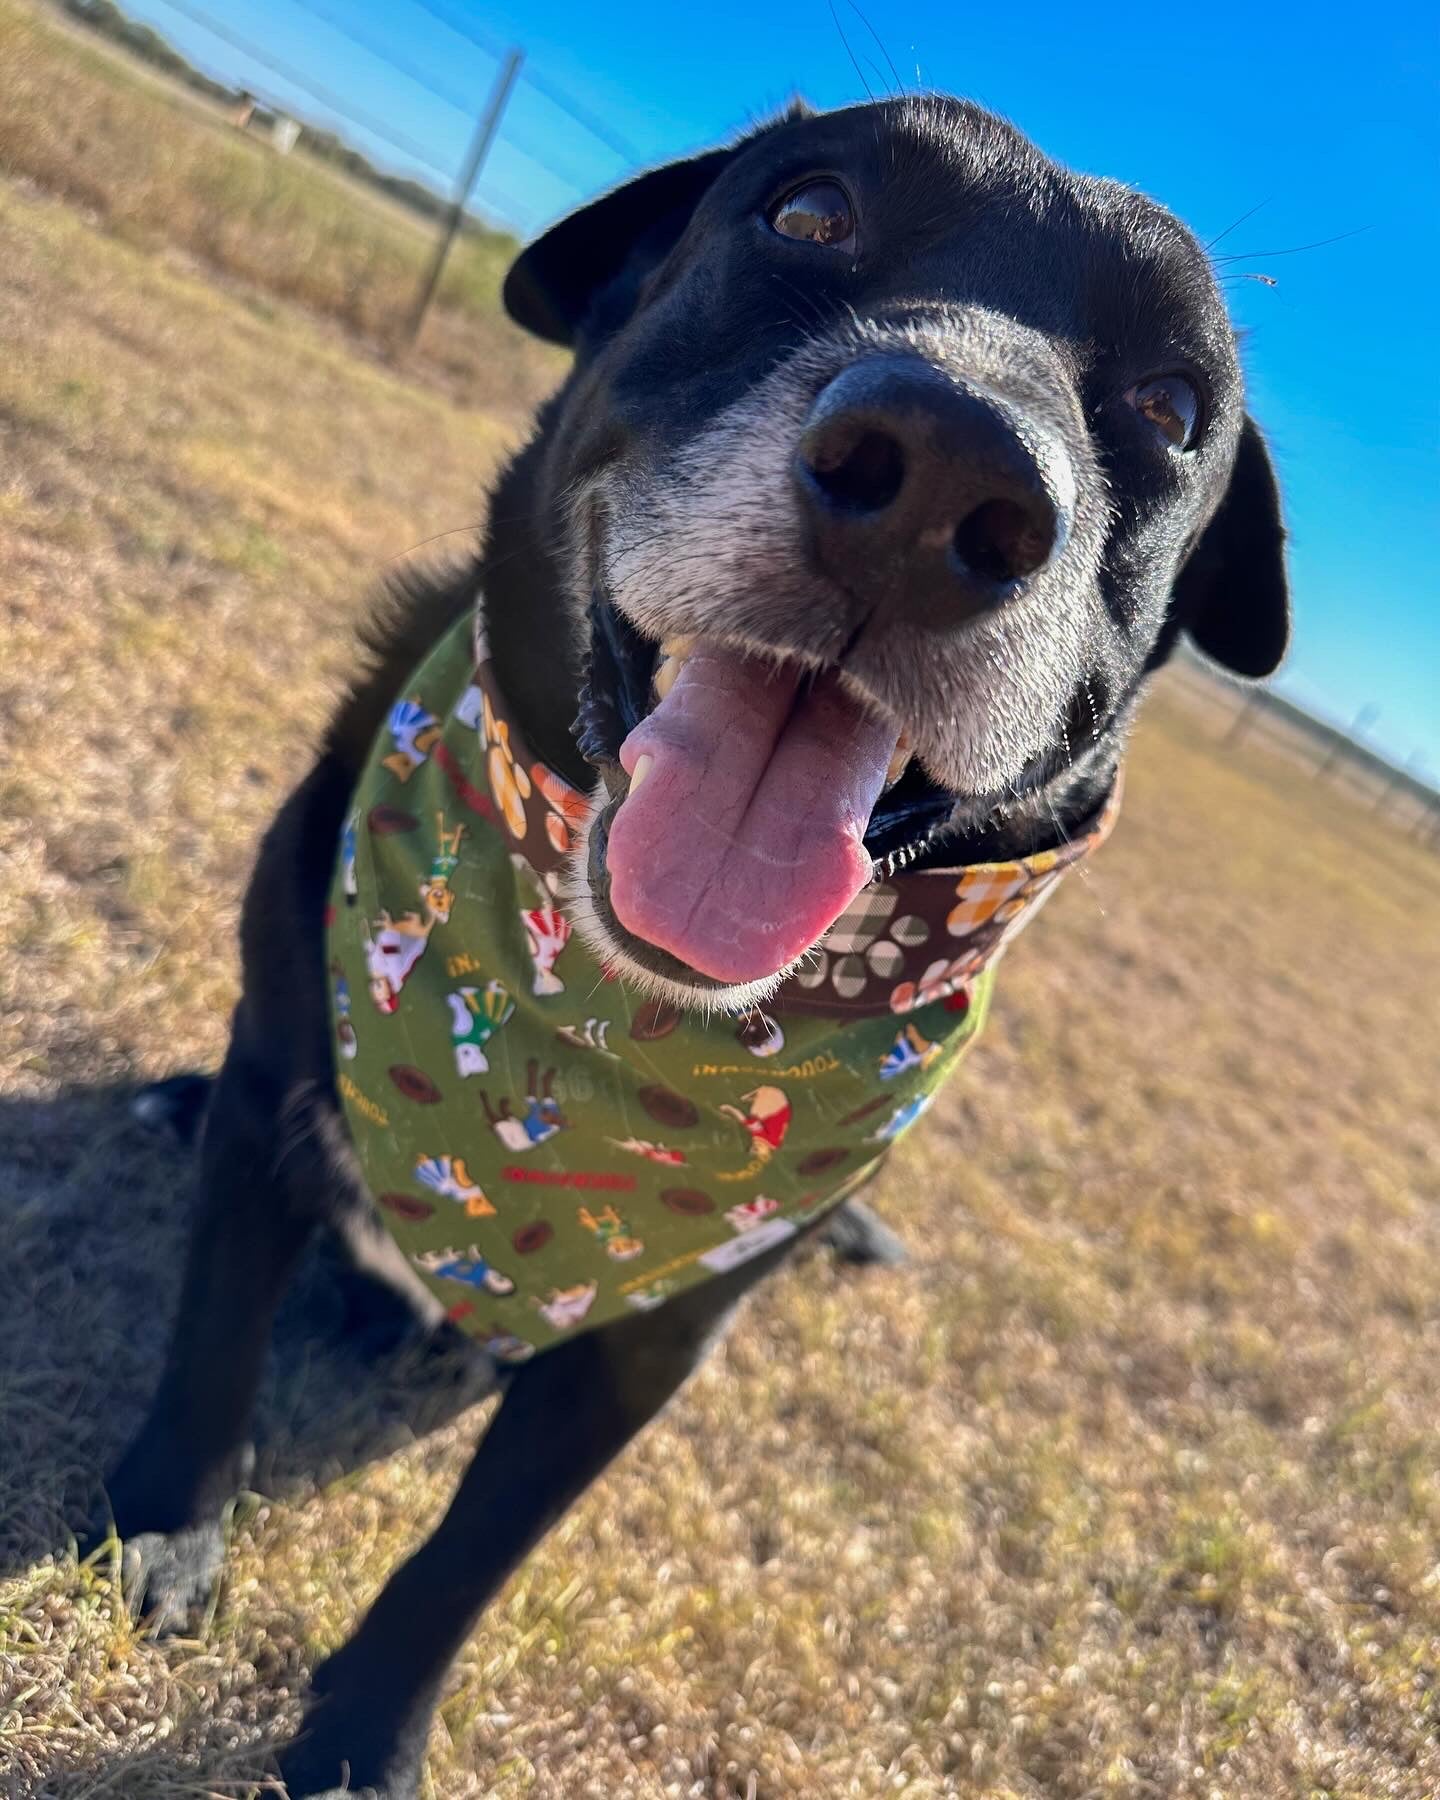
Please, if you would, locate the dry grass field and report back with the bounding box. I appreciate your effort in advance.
[0,0,562,409]
[1,58,1439,1800]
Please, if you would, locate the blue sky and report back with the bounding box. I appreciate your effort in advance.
[124,0,1439,773]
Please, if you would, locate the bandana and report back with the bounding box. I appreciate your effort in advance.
[326,608,1119,1363]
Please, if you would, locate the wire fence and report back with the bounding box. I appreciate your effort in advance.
[1173,657,1440,844]
[121,0,640,237]
[49,0,1439,812]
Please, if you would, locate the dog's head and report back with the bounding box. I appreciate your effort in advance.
[494,96,1288,1009]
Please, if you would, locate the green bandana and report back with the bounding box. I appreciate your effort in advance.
[327,609,1119,1362]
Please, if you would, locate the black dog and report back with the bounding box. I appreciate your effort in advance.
[101,96,1287,1797]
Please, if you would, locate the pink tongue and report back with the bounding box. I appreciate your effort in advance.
[606,644,898,984]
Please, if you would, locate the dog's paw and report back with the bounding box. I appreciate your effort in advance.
[276,1649,428,1800]
[116,1521,226,1633]
[92,1435,250,1633]
[130,1071,215,1145]
[278,1788,385,1800]
[821,1197,909,1266]
[275,1731,419,1800]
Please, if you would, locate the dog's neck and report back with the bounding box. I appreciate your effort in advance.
[478,421,1125,869]
[479,421,592,788]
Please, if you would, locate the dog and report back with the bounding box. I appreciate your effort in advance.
[98,95,1287,1798]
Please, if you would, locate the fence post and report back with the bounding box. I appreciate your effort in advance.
[1375,752,1428,820]
[1315,701,1379,782]
[1223,689,1264,748]
[405,47,523,348]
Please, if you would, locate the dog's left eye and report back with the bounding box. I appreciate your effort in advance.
[1124,374,1202,451]
[769,180,856,250]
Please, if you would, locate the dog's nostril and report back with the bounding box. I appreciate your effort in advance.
[952,497,1056,585]
[805,429,906,514]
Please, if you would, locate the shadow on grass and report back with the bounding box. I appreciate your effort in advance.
[0,1076,496,1580]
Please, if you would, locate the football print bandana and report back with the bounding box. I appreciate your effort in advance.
[327,608,1119,1362]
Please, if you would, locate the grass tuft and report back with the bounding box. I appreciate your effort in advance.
[0,0,564,414]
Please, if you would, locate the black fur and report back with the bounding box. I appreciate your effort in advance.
[100,96,1288,1798]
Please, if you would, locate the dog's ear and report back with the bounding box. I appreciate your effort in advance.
[1175,416,1290,678]
[503,147,736,348]
[503,103,815,348]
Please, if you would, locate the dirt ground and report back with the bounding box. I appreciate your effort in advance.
[1,151,1438,1800]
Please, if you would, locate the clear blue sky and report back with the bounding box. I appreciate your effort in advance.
[123,0,1439,774]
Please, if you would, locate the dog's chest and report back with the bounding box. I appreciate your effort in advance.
[325,608,1106,1362]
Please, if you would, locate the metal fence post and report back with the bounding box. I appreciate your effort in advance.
[1315,701,1379,782]
[1223,689,1264,748]
[405,46,523,348]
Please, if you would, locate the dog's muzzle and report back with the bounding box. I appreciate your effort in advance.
[793,354,1073,630]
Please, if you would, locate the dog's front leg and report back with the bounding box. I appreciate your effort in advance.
[821,1193,908,1265]
[276,1235,804,1800]
[100,1043,317,1629]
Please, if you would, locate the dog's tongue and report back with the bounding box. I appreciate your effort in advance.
[606,644,897,983]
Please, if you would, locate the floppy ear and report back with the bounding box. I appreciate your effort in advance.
[502,147,736,348]
[503,101,816,348]
[1174,416,1290,677]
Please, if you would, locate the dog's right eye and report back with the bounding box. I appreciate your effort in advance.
[1124,374,1203,452]
[769,180,856,250]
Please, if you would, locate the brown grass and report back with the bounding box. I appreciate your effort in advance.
[1,137,1439,1800]
[0,0,564,412]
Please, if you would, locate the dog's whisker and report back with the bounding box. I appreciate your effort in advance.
[843,0,907,94]
[766,271,834,335]
[1212,223,1372,261]
[827,0,876,102]
[387,501,559,569]
[1203,198,1271,254]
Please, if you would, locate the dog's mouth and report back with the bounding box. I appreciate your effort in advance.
[572,595,957,992]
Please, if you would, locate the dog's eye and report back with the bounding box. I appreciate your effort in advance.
[769,180,856,249]
[1124,374,1202,451]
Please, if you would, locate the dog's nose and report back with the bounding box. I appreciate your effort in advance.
[794,355,1069,625]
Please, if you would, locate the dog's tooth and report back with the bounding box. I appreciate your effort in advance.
[628,753,654,793]
[652,656,683,701]
[653,636,696,699]
[885,735,912,787]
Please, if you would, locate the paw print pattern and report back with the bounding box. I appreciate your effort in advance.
[779,834,1091,1018]
[532,761,589,855]
[883,861,1068,1012]
[944,858,1061,938]
[481,691,532,841]
[791,883,932,1006]
[889,954,980,1015]
[459,667,584,881]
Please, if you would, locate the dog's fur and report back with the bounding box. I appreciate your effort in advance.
[100,96,1287,1798]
